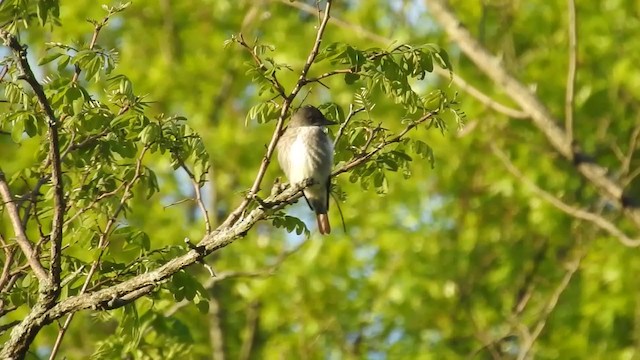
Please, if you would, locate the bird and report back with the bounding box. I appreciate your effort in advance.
[277,105,336,235]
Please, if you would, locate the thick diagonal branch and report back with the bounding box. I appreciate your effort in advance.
[0,178,310,359]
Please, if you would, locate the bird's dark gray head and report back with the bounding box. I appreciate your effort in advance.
[289,105,337,128]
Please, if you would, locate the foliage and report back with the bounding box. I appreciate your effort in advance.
[0,0,639,359]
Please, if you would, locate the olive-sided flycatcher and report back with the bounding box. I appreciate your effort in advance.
[277,105,336,235]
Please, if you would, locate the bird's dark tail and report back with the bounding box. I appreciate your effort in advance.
[317,213,331,235]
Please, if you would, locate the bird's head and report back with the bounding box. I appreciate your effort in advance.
[289,105,337,128]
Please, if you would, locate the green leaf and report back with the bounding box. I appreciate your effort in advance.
[24,114,38,137]
[38,52,64,65]
[436,48,452,71]
[196,300,209,314]
[245,102,280,125]
[344,72,360,85]
[139,123,160,144]
[57,54,71,71]
[317,42,348,63]
[72,96,84,115]
[411,139,435,168]
[11,117,24,143]
[37,0,50,25]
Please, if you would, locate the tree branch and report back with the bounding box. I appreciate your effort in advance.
[236,34,287,99]
[0,234,16,292]
[71,13,108,83]
[425,0,640,229]
[621,124,640,186]
[0,2,446,357]
[447,69,529,119]
[177,159,212,234]
[0,92,432,356]
[334,104,365,147]
[165,237,311,318]
[0,29,65,299]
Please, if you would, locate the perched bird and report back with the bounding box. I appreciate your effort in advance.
[277,105,336,235]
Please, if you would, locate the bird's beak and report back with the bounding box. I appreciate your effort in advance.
[321,117,338,126]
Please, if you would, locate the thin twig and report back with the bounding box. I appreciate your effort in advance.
[239,301,260,360]
[0,321,20,335]
[0,171,48,282]
[333,104,365,147]
[516,255,582,360]
[61,129,109,159]
[208,288,226,360]
[236,34,286,98]
[564,0,578,144]
[512,240,548,316]
[0,234,16,292]
[446,69,529,119]
[63,181,129,226]
[304,69,356,85]
[165,236,312,317]
[278,0,388,43]
[72,11,111,83]
[20,177,48,229]
[178,160,212,234]
[1,273,21,297]
[0,65,8,82]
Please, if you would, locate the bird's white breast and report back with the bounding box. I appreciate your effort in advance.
[287,127,333,184]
